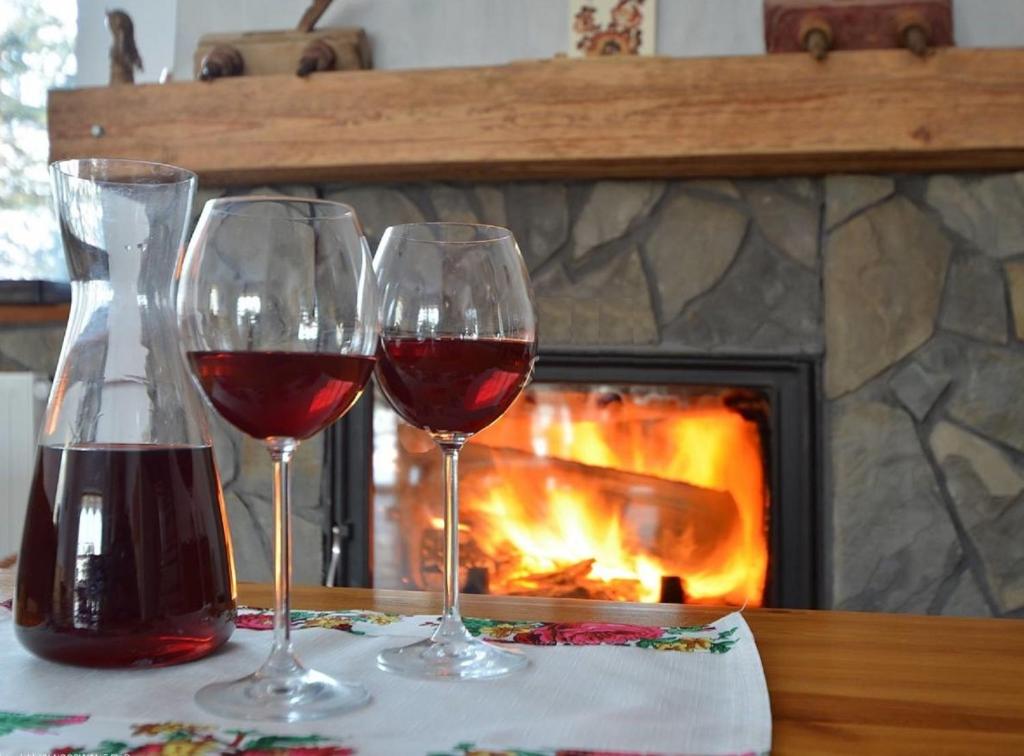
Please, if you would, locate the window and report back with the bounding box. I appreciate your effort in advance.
[0,0,76,281]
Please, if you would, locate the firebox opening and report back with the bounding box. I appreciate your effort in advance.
[332,353,820,609]
[371,380,772,607]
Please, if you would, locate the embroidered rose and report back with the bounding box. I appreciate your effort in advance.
[303,616,354,632]
[132,722,213,737]
[513,622,663,646]
[236,613,275,631]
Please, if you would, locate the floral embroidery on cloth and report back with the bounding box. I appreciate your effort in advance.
[451,618,739,654]
[428,742,766,756]
[50,720,353,755]
[235,607,402,634]
[0,711,89,737]
[233,606,741,654]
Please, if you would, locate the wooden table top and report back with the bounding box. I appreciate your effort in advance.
[239,582,1024,756]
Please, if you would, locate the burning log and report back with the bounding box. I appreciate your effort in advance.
[403,441,745,601]
[514,558,597,588]
[504,558,644,601]
[459,444,744,560]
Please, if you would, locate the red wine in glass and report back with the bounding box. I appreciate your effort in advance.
[15,445,235,668]
[376,336,535,434]
[178,196,379,720]
[374,223,537,681]
[188,351,375,439]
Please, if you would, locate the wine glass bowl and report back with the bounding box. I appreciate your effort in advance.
[374,222,537,680]
[177,197,378,720]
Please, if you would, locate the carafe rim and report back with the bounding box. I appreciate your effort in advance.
[50,157,196,187]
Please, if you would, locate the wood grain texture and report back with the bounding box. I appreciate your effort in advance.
[238,583,1024,756]
[49,48,1024,185]
[0,303,70,325]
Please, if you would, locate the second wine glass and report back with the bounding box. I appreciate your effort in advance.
[374,222,537,680]
[177,197,378,720]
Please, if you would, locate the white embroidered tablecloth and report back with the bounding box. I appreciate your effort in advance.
[0,600,771,756]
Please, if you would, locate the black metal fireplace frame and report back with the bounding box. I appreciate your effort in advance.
[325,350,822,609]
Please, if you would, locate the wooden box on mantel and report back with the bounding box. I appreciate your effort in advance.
[192,28,371,77]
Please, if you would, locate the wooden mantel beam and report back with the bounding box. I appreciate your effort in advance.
[48,48,1024,185]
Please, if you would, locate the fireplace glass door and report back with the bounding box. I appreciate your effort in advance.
[372,379,773,606]
[335,353,819,608]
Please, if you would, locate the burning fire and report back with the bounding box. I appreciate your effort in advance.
[457,388,769,605]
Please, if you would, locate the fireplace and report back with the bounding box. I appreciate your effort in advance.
[145,171,1021,619]
[328,352,819,609]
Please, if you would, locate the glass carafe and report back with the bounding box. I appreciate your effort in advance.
[14,159,236,667]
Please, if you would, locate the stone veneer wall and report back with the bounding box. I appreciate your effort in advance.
[4,174,1023,618]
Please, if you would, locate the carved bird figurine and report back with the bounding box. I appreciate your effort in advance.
[106,9,143,85]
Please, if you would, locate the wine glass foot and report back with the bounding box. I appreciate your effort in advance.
[377,636,528,680]
[195,664,370,722]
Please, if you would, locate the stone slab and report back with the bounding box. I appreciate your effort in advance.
[570,181,664,260]
[831,398,961,613]
[931,421,1024,498]
[925,173,1024,258]
[643,193,748,323]
[223,492,273,584]
[246,184,319,199]
[226,488,324,585]
[824,197,951,398]
[946,343,1024,453]
[505,183,570,270]
[683,179,740,199]
[746,186,819,269]
[887,359,950,422]
[941,569,993,617]
[824,175,894,229]
[938,254,1008,343]
[324,186,424,245]
[230,433,326,522]
[190,186,225,229]
[777,177,819,204]
[662,234,822,354]
[535,248,657,346]
[429,185,477,223]
[930,421,1024,612]
[473,186,507,227]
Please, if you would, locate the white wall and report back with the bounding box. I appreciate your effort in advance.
[74,0,1024,88]
[170,0,765,80]
[954,0,1024,48]
[75,0,177,86]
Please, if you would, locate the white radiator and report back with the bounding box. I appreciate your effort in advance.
[0,373,49,559]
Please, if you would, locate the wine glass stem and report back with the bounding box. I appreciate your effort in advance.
[268,437,299,663]
[439,439,465,623]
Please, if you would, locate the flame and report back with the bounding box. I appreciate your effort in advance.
[428,517,470,533]
[459,389,769,605]
[470,484,667,601]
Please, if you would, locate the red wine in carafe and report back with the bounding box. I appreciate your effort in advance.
[15,444,235,667]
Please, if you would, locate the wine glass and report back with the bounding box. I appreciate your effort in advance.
[177,197,378,720]
[374,222,537,680]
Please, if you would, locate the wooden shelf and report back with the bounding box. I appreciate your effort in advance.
[48,48,1024,185]
[0,303,71,325]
